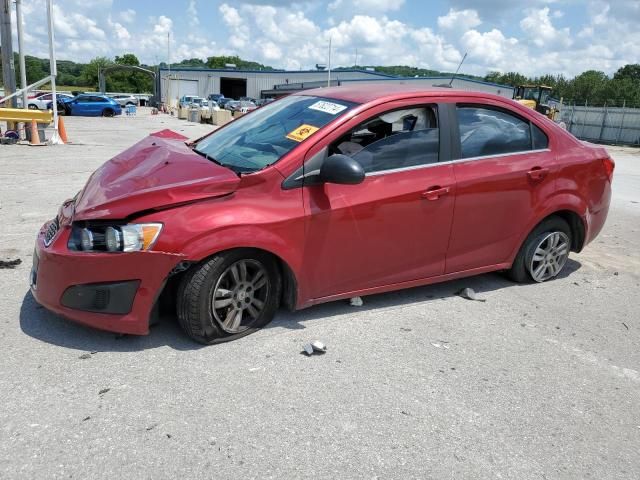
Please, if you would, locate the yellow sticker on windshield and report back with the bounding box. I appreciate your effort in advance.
[286,124,320,142]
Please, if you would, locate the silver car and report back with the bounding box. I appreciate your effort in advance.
[110,94,139,107]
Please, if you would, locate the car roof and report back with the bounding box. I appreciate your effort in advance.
[294,83,510,105]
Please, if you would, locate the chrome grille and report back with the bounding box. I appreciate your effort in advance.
[43,217,60,247]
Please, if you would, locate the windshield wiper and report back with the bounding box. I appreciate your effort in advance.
[192,148,241,175]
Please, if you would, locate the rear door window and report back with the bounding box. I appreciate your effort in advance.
[331,106,439,174]
[531,123,549,149]
[456,106,541,159]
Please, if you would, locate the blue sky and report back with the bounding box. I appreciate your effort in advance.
[12,0,640,77]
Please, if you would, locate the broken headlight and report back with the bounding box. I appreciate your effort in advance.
[68,223,163,252]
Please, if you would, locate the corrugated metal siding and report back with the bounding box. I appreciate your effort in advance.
[159,69,389,102]
[560,105,640,145]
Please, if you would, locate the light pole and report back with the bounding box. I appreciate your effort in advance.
[47,0,62,143]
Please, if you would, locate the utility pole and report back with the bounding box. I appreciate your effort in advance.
[327,36,332,88]
[0,0,17,110]
[167,32,171,108]
[16,0,27,110]
[47,0,61,143]
[16,0,27,139]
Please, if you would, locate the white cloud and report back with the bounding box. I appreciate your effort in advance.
[519,7,571,48]
[329,0,405,12]
[119,9,136,24]
[187,1,199,27]
[437,9,481,32]
[461,28,520,67]
[7,0,640,80]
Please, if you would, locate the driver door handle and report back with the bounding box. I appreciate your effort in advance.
[421,186,450,201]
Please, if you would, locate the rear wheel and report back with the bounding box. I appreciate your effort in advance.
[177,250,281,344]
[102,108,114,117]
[508,217,572,283]
[28,104,39,110]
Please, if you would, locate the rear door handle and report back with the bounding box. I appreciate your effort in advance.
[421,186,450,201]
[527,167,549,181]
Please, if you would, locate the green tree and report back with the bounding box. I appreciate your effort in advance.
[115,53,140,66]
[205,55,272,70]
[613,64,640,82]
[81,56,114,89]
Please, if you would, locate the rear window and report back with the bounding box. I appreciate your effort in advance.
[457,106,531,158]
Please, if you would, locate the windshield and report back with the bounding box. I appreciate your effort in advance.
[194,95,357,173]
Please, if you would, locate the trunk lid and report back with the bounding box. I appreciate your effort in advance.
[74,130,239,220]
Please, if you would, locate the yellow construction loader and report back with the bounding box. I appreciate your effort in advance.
[513,85,559,120]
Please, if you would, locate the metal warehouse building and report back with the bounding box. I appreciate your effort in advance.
[158,67,514,105]
[158,68,393,105]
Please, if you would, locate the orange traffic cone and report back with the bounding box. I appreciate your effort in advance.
[29,120,41,145]
[58,116,68,143]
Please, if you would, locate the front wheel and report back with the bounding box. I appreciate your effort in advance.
[177,250,281,344]
[102,108,114,117]
[508,217,572,283]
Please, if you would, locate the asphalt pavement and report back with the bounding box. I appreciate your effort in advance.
[1,110,638,479]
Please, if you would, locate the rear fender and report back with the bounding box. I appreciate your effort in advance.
[506,193,587,263]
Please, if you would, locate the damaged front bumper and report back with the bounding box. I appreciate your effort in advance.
[31,217,184,335]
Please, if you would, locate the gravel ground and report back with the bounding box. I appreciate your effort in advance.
[0,110,639,479]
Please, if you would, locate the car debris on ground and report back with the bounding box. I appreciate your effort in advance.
[456,287,487,302]
[302,340,327,356]
[350,297,363,307]
[0,258,21,269]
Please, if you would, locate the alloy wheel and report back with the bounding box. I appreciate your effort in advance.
[529,231,570,282]
[211,259,270,333]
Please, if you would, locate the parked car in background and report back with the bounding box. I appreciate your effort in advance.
[225,100,257,113]
[134,94,151,106]
[28,93,74,110]
[207,94,226,103]
[255,98,275,107]
[179,95,198,108]
[30,85,614,344]
[239,96,257,103]
[191,97,207,107]
[110,94,139,107]
[217,97,232,108]
[47,94,122,117]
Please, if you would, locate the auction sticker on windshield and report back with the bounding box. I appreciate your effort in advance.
[286,124,320,142]
[308,101,348,115]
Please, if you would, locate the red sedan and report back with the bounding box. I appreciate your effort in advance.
[31,85,614,344]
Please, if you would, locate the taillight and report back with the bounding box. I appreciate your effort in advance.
[602,157,615,182]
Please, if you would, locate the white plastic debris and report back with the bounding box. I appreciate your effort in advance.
[310,340,327,353]
[302,340,327,356]
[350,296,363,307]
[456,287,486,302]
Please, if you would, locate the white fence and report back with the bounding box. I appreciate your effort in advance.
[559,104,640,146]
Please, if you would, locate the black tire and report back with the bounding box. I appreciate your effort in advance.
[102,108,114,117]
[28,104,39,110]
[176,250,281,344]
[507,216,572,283]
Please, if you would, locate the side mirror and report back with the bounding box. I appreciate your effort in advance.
[319,154,365,185]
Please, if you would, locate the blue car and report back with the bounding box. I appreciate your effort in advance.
[47,94,122,117]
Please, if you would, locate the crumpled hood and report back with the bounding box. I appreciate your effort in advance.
[74,129,239,220]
